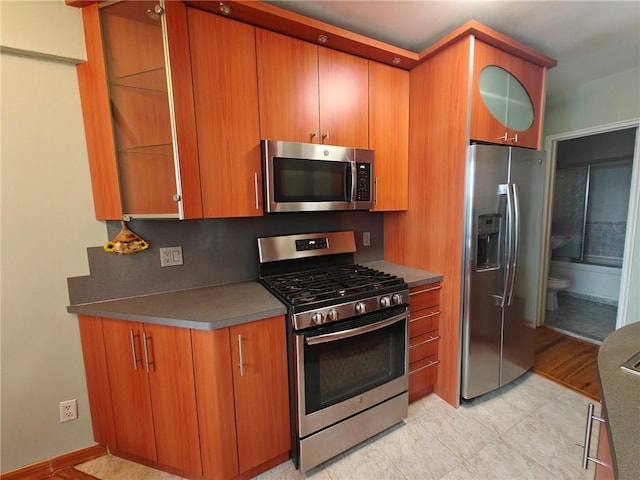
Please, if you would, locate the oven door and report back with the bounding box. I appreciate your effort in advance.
[294,306,408,438]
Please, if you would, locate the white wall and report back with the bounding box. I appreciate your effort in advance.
[544,67,640,326]
[545,67,640,136]
[0,1,107,472]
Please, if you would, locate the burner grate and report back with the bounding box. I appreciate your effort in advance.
[261,264,404,306]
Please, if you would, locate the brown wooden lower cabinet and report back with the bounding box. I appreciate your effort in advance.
[78,314,290,480]
[595,417,614,480]
[408,283,441,402]
[192,315,291,479]
[594,404,614,480]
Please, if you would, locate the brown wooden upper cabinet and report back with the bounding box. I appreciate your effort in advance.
[470,40,545,149]
[77,1,201,220]
[256,28,369,148]
[369,61,409,211]
[187,8,263,218]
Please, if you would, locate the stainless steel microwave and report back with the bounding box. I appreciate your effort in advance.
[261,140,374,213]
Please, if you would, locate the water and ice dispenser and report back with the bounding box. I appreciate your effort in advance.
[476,214,502,271]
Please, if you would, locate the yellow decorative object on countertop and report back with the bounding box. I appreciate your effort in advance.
[104,221,149,255]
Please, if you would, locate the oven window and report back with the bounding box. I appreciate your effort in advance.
[303,312,406,414]
[273,157,350,202]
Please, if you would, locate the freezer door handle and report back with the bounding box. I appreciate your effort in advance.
[506,183,520,306]
[501,183,515,309]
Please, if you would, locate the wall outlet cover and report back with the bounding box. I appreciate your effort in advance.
[363,232,371,247]
[59,399,78,422]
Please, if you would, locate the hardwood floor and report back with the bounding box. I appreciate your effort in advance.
[533,326,600,401]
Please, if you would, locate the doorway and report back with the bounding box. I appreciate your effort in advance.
[540,120,640,343]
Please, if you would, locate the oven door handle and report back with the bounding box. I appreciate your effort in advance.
[305,311,406,345]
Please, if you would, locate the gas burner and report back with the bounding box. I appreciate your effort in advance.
[257,231,409,330]
[261,264,405,308]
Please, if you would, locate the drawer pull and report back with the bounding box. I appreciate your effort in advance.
[410,311,440,322]
[582,402,610,470]
[410,285,442,296]
[410,359,439,373]
[410,335,440,348]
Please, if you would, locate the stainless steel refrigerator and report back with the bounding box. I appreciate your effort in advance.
[461,144,545,400]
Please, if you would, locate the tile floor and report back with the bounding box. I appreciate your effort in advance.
[76,373,598,480]
[545,294,617,343]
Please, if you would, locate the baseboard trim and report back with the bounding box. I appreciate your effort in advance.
[1,445,106,480]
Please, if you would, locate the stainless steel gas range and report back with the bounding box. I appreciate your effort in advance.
[257,231,409,472]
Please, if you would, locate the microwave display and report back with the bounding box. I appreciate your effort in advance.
[274,157,350,203]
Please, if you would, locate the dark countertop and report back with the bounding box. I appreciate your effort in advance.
[364,261,443,287]
[67,281,287,330]
[597,322,640,479]
[68,262,443,330]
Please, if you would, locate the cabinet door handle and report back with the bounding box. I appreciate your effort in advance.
[237,334,244,376]
[311,131,318,142]
[374,176,378,206]
[142,332,154,373]
[498,132,508,141]
[129,330,140,370]
[509,133,519,143]
[582,402,610,469]
[322,130,330,143]
[253,172,259,210]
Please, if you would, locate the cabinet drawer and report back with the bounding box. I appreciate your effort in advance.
[408,333,439,364]
[408,355,439,403]
[409,310,439,339]
[409,284,440,311]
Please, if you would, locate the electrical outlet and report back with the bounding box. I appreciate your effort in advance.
[59,399,78,423]
[363,232,371,247]
[160,246,183,267]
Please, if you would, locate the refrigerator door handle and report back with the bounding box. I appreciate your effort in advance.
[501,183,515,309]
[507,183,520,305]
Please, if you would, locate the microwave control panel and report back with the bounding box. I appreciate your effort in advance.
[355,163,371,201]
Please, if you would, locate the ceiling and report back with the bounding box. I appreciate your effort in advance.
[265,1,640,97]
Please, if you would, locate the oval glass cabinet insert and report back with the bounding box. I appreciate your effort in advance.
[478,65,534,132]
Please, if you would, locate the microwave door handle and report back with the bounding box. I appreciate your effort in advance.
[347,163,354,203]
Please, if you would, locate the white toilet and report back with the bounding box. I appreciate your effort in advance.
[546,276,570,311]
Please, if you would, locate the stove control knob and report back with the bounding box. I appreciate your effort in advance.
[355,302,366,315]
[391,293,404,305]
[380,296,391,307]
[327,309,339,322]
[311,312,324,325]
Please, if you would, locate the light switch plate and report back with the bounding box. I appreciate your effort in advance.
[160,246,183,267]
[363,232,371,247]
